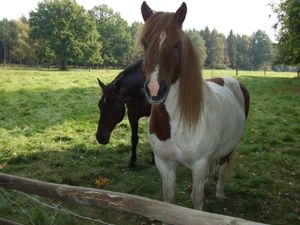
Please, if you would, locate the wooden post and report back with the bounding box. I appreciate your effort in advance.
[0,173,267,225]
[0,218,24,225]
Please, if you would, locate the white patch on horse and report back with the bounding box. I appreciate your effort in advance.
[148,65,160,97]
[159,31,167,50]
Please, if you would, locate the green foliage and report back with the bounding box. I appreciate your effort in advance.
[0,19,18,64]
[29,0,101,69]
[10,18,36,64]
[186,29,207,66]
[200,27,228,69]
[235,34,252,70]
[0,68,299,225]
[250,30,273,70]
[227,30,238,69]
[90,5,132,67]
[273,0,300,65]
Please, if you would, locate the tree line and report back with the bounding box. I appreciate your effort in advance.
[0,0,298,71]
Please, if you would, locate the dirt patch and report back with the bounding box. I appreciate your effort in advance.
[278,85,300,96]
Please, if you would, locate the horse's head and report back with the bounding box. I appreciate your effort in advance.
[139,1,187,105]
[96,78,125,145]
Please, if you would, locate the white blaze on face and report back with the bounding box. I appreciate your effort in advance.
[147,65,160,97]
[147,30,166,98]
[159,30,167,50]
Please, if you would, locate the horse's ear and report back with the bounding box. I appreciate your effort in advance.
[175,2,187,27]
[97,78,106,90]
[141,1,153,21]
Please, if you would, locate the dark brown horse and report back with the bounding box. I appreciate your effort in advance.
[96,60,151,170]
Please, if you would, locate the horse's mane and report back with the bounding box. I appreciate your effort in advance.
[109,59,144,90]
[179,32,203,130]
[118,60,143,80]
[139,12,203,130]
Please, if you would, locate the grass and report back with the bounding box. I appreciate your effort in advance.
[0,67,299,225]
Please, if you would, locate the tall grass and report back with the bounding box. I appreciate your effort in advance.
[0,68,299,225]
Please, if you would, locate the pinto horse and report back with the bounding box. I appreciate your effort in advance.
[96,60,151,169]
[140,2,250,210]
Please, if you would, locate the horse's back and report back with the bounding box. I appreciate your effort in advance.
[206,76,248,120]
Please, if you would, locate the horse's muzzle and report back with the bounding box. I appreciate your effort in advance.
[96,133,110,145]
[144,80,169,104]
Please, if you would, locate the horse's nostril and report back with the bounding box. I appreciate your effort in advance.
[160,81,168,92]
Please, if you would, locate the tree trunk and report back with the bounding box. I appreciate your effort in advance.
[297,68,300,78]
[235,68,239,76]
[3,40,7,64]
[60,61,67,70]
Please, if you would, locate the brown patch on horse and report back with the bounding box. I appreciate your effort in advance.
[139,10,203,131]
[149,105,170,140]
[239,82,250,119]
[206,77,225,86]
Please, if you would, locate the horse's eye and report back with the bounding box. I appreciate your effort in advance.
[174,42,181,49]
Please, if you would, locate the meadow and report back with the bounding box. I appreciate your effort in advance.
[0,67,299,225]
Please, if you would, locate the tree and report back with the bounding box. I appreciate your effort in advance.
[235,35,252,72]
[200,28,227,69]
[200,26,212,68]
[0,19,18,64]
[90,5,132,67]
[128,21,143,62]
[250,30,273,70]
[186,29,207,66]
[10,17,36,65]
[208,29,227,69]
[29,0,101,70]
[227,30,238,71]
[272,0,300,75]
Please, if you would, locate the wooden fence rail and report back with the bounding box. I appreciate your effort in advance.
[0,173,267,225]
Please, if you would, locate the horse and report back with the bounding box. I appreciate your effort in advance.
[96,60,151,170]
[139,2,250,210]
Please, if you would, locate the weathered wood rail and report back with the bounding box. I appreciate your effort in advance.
[0,173,267,225]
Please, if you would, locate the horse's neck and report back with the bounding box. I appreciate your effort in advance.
[164,80,180,116]
[164,79,210,120]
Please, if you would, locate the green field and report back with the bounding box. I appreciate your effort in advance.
[0,68,299,225]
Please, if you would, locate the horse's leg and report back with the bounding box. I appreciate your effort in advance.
[155,155,176,204]
[206,160,215,184]
[216,151,235,198]
[191,158,210,210]
[128,115,139,170]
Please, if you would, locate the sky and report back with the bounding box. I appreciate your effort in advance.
[0,0,280,42]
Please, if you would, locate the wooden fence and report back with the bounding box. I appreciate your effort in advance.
[0,173,268,225]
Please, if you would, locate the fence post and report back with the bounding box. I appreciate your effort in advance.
[0,173,268,225]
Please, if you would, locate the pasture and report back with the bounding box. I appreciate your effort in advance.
[0,68,299,225]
